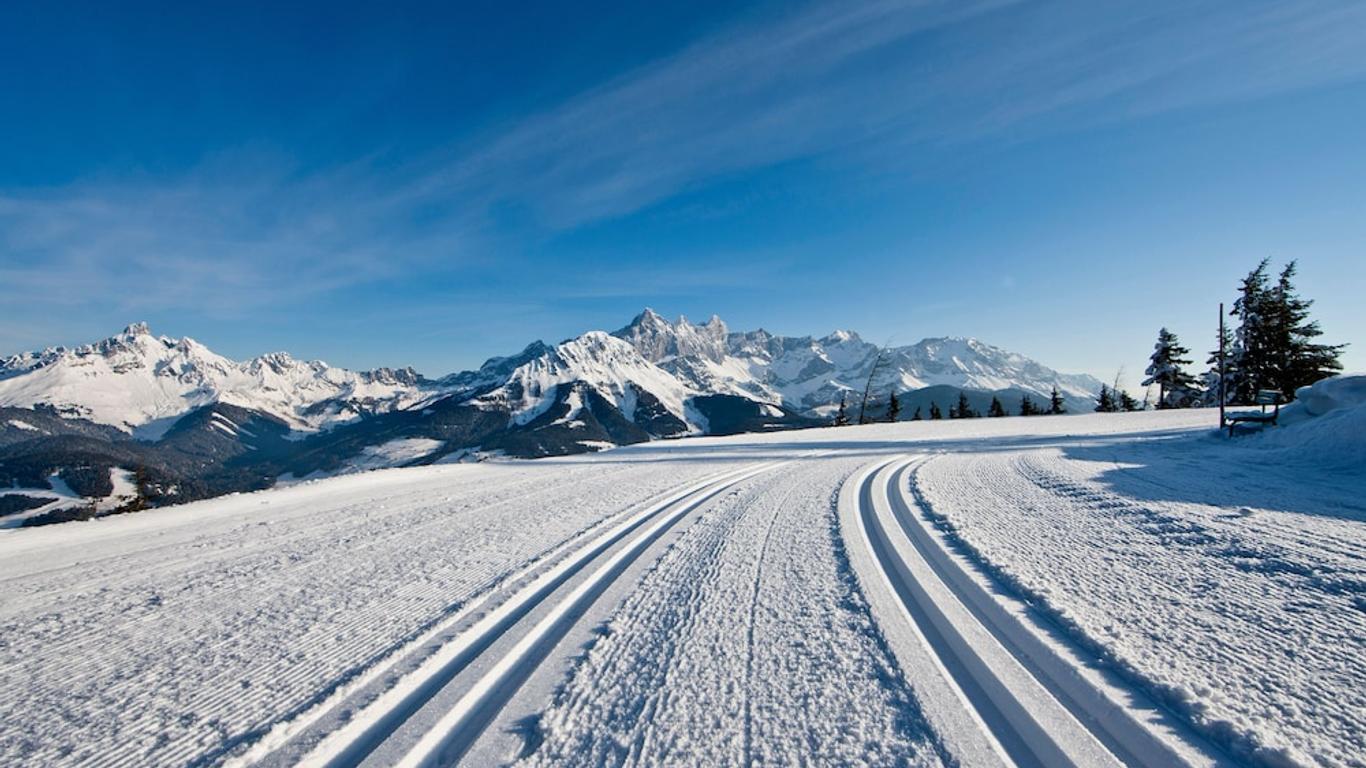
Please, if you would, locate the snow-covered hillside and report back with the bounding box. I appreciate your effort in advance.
[0,323,428,437]
[2,401,1360,767]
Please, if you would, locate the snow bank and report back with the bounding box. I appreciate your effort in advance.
[1283,373,1366,420]
[1252,374,1366,469]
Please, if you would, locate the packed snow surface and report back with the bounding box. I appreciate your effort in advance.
[0,406,1361,767]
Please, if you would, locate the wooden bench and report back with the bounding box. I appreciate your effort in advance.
[1224,389,1283,437]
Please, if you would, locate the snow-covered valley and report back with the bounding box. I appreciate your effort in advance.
[2,403,1361,767]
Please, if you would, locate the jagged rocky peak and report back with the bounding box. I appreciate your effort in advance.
[824,329,856,342]
[250,351,301,374]
[615,308,728,364]
[364,366,422,386]
[93,321,167,352]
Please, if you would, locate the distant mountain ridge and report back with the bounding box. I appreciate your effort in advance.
[0,312,1103,523]
[0,312,1101,440]
[609,309,1102,417]
[0,322,426,438]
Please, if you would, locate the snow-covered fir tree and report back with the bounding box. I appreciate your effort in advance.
[1202,323,1237,406]
[1095,384,1116,412]
[1268,261,1344,397]
[1230,259,1274,402]
[1220,260,1343,403]
[1142,327,1200,408]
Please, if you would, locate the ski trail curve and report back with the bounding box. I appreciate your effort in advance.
[838,456,1235,768]
[280,460,782,768]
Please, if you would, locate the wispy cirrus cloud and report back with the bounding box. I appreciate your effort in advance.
[4,0,1366,333]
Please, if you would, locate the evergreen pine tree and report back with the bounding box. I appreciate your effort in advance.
[1095,384,1114,413]
[833,394,850,427]
[1203,323,1237,406]
[1230,259,1273,402]
[1119,389,1140,412]
[929,401,943,420]
[1048,386,1065,414]
[988,396,1006,417]
[1141,328,1200,408]
[910,406,923,421]
[1020,394,1037,416]
[886,390,902,422]
[952,391,976,419]
[1268,261,1345,398]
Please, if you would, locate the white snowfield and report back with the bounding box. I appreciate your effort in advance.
[1,394,1363,767]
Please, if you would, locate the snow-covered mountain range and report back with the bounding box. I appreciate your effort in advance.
[0,322,425,438]
[1,312,1103,520]
[613,309,1101,415]
[2,311,1099,441]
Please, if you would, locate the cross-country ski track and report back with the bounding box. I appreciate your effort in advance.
[837,455,1234,768]
[256,460,785,767]
[3,409,1363,767]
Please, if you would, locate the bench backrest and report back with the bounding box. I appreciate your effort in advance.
[1254,390,1283,405]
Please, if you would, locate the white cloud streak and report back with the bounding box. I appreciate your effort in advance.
[3,0,1365,327]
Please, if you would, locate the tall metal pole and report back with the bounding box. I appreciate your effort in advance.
[1218,302,1226,427]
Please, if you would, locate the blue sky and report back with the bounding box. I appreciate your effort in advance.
[3,0,1363,382]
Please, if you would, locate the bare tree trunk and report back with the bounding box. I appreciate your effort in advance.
[858,347,890,425]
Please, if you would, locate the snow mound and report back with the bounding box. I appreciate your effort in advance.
[1253,374,1366,469]
[1286,373,1366,419]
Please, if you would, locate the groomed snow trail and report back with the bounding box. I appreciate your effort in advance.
[519,457,945,767]
[286,460,784,767]
[912,445,1366,767]
[839,455,1235,767]
[0,457,768,767]
[3,409,1361,767]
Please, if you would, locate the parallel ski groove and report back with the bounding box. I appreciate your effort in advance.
[286,461,781,768]
[842,455,1236,768]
